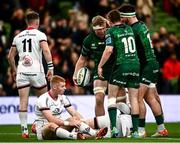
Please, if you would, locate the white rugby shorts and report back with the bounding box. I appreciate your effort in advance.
[16,72,47,89]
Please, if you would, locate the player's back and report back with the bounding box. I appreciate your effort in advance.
[106,24,139,65]
[13,28,47,73]
[131,21,157,66]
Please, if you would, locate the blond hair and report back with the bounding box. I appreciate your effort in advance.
[92,15,107,27]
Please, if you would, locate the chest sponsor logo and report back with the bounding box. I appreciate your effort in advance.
[91,42,105,49]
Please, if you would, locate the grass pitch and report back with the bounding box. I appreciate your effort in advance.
[0,123,180,142]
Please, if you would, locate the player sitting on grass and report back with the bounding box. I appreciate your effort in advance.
[34,75,107,140]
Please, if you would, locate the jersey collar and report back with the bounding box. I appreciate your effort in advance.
[48,91,58,100]
[26,27,35,30]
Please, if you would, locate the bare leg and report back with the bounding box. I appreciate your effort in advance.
[18,86,30,137]
[144,88,162,116]
[138,84,148,119]
[144,87,167,135]
[93,80,107,116]
[95,93,105,116]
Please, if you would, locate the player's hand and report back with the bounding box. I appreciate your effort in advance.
[98,67,104,79]
[73,75,78,85]
[46,69,54,81]
[12,71,16,81]
[70,119,81,128]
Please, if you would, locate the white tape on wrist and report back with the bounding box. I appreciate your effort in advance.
[64,121,70,126]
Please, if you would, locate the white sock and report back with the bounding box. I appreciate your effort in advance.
[79,122,97,136]
[157,124,165,132]
[138,127,145,132]
[19,112,28,134]
[56,127,76,139]
[96,116,111,138]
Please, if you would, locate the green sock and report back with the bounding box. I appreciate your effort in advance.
[155,115,164,125]
[139,118,145,127]
[108,107,117,130]
[132,114,139,132]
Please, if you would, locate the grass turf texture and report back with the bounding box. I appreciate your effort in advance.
[0,123,180,142]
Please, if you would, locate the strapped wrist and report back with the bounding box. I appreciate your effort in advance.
[47,61,54,69]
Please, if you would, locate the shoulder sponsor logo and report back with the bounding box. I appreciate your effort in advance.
[106,37,112,44]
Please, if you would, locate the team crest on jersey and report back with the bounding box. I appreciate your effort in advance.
[22,55,33,66]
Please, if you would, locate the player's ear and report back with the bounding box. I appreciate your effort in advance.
[52,84,57,89]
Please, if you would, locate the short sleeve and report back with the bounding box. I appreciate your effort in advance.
[62,95,71,108]
[37,95,50,111]
[81,37,91,57]
[105,30,113,47]
[12,37,16,47]
[39,32,47,43]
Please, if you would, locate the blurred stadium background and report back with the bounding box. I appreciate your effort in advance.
[0,0,179,96]
[0,0,180,142]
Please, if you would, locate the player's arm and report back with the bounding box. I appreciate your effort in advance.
[73,55,87,85]
[40,40,54,80]
[98,45,113,68]
[42,109,81,127]
[73,39,90,84]
[98,46,113,78]
[42,109,65,126]
[98,33,113,78]
[8,45,18,80]
[66,106,83,120]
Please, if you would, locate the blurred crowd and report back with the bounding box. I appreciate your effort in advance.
[0,0,179,96]
[163,0,180,21]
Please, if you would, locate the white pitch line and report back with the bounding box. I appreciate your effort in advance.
[0,133,36,136]
[1,133,180,143]
[146,137,180,141]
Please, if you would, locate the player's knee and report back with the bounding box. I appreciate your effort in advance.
[95,94,104,106]
[93,87,106,95]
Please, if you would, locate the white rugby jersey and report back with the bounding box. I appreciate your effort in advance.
[12,27,47,73]
[35,91,71,120]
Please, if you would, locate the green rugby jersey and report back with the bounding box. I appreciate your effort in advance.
[106,24,139,65]
[81,31,114,68]
[131,21,157,66]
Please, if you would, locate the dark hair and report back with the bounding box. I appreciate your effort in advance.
[107,10,120,23]
[118,4,135,13]
[26,11,39,23]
